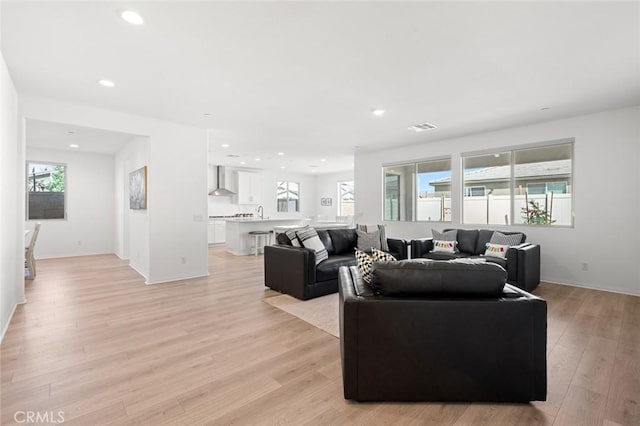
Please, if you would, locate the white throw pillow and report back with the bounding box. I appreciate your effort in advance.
[432,240,457,253]
[484,242,509,259]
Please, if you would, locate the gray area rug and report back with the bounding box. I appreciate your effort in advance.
[264,293,339,338]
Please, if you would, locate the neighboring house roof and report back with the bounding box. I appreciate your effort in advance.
[429,159,571,185]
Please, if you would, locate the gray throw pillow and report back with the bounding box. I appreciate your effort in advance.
[356,229,381,251]
[432,229,457,241]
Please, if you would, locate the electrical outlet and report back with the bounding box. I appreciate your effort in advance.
[181,257,187,264]
[581,262,588,271]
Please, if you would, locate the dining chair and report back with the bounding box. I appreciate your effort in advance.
[25,222,41,280]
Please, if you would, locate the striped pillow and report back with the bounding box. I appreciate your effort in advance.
[490,231,523,247]
[284,228,302,247]
[356,224,388,251]
[295,226,328,264]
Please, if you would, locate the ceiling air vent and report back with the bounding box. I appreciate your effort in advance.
[408,123,437,132]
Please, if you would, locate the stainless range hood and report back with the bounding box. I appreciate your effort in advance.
[209,166,236,196]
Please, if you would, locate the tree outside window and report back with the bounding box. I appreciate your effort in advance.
[27,162,67,220]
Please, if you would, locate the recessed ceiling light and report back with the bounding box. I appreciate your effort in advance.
[221,144,229,148]
[277,152,285,156]
[203,113,213,118]
[98,79,115,88]
[372,109,385,116]
[240,161,246,165]
[255,158,261,161]
[320,158,326,162]
[540,107,551,111]
[67,131,75,135]
[408,123,437,132]
[69,144,79,148]
[280,166,285,169]
[494,154,500,158]
[121,10,144,25]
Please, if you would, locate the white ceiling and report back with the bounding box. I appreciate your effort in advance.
[3,2,639,174]
[26,119,137,155]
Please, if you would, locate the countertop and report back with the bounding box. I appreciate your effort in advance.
[224,218,308,223]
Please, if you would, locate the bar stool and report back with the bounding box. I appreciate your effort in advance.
[248,230,271,256]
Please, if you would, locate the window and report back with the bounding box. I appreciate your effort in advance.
[416,158,451,221]
[338,181,354,216]
[462,151,511,225]
[26,162,66,220]
[515,144,572,226]
[383,164,414,221]
[465,186,486,197]
[383,157,452,222]
[277,181,299,212]
[462,141,573,226]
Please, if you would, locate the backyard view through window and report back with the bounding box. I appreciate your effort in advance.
[277,181,300,212]
[27,161,66,220]
[462,142,573,226]
[417,158,451,221]
[338,181,354,216]
[384,159,452,222]
[384,164,415,221]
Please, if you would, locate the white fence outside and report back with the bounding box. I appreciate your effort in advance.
[417,194,572,225]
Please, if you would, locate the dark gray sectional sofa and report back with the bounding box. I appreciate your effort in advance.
[410,229,541,291]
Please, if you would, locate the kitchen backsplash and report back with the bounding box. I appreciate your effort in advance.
[208,196,257,217]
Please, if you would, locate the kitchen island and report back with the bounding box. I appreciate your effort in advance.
[225,218,310,255]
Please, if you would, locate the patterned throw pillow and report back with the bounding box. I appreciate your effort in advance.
[295,226,328,264]
[432,240,457,253]
[355,248,374,283]
[372,247,396,262]
[284,228,302,247]
[356,224,388,251]
[432,229,458,253]
[490,231,523,247]
[356,229,381,251]
[484,242,509,259]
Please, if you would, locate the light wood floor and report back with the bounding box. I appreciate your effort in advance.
[1,247,639,425]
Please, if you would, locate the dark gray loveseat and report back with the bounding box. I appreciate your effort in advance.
[339,262,547,402]
[265,228,408,300]
[410,229,540,291]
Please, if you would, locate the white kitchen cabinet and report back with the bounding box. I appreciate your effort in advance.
[208,220,216,244]
[208,219,226,244]
[213,220,226,243]
[236,171,262,205]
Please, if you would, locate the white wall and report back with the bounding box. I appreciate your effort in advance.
[21,96,208,285]
[356,106,640,295]
[315,170,354,220]
[0,48,24,341]
[26,147,115,258]
[114,136,150,277]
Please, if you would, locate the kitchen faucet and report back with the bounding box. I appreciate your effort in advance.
[257,205,264,220]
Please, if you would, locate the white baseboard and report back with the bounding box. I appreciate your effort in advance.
[0,299,25,344]
[146,272,210,285]
[540,278,639,297]
[37,251,115,260]
[128,263,148,281]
